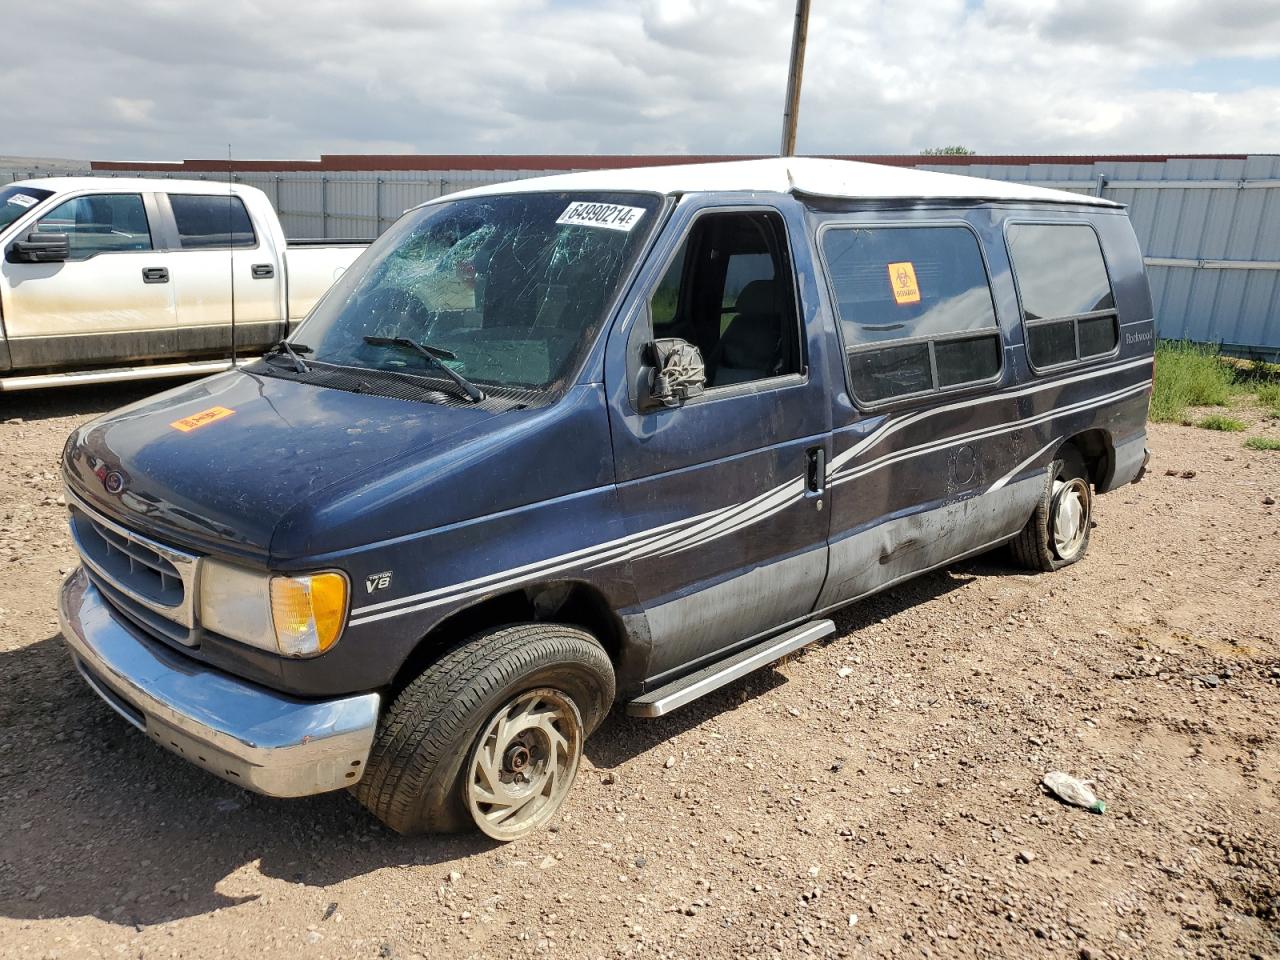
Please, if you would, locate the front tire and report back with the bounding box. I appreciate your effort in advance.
[354,623,615,838]
[1010,449,1093,571]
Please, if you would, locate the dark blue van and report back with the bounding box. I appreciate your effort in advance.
[58,159,1153,840]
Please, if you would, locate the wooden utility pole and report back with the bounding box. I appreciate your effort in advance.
[779,0,812,156]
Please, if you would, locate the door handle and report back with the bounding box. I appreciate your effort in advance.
[251,263,274,279]
[806,446,826,495]
[141,266,168,284]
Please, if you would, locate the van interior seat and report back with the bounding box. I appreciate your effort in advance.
[710,278,783,386]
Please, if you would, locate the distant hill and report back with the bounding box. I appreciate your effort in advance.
[1,155,91,181]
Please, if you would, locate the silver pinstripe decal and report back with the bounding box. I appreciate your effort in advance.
[349,360,1152,626]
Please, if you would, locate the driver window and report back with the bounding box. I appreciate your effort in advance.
[35,194,152,260]
[648,211,801,388]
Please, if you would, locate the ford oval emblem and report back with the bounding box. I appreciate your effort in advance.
[104,471,126,495]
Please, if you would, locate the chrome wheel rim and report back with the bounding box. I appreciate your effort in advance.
[1051,477,1090,559]
[465,688,582,841]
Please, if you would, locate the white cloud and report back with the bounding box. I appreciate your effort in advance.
[1,0,1276,161]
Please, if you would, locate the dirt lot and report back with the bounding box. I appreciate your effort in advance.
[0,384,1277,960]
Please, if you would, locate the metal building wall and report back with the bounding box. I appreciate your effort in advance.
[87,155,1280,358]
[918,155,1280,360]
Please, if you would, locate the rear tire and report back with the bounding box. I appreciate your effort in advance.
[353,623,615,838]
[1010,448,1093,572]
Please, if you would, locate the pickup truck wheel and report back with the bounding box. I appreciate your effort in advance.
[353,623,614,838]
[1009,450,1093,572]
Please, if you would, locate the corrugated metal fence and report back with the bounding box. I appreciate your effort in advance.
[39,155,1280,359]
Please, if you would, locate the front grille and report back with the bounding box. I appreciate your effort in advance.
[67,492,200,645]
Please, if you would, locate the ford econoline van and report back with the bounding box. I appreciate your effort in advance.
[58,158,1153,840]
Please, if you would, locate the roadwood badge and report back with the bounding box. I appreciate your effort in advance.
[365,571,393,594]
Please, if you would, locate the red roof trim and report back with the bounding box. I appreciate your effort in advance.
[90,153,1253,174]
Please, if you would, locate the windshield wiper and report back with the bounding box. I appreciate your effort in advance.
[266,339,312,374]
[362,336,486,403]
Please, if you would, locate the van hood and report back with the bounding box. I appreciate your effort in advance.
[62,370,501,561]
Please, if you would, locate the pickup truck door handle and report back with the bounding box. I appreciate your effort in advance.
[806,446,826,496]
[141,266,169,284]
[251,263,275,279]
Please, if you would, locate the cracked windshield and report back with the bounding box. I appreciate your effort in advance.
[300,191,661,390]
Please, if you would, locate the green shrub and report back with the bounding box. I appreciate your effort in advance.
[1244,436,1280,451]
[1197,414,1247,432]
[1255,382,1280,407]
[1150,341,1234,422]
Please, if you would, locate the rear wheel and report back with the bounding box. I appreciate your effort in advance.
[354,623,614,838]
[1010,449,1093,571]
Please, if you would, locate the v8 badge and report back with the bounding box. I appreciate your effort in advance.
[365,571,393,594]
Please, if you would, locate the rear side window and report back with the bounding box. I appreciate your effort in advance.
[821,224,1001,404]
[35,194,152,260]
[170,194,257,249]
[1007,223,1119,368]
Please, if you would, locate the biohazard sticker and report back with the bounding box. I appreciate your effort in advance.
[170,406,235,432]
[556,201,646,232]
[887,261,921,305]
[6,194,38,208]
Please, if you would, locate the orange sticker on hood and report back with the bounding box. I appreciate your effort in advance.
[171,406,235,432]
[887,261,921,305]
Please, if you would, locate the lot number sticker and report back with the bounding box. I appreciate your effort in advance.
[171,406,235,432]
[556,202,646,232]
[6,194,38,208]
[887,261,921,305]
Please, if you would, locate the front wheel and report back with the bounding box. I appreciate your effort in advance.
[353,623,615,839]
[1010,450,1093,571]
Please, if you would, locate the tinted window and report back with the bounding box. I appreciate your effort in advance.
[822,224,1001,403]
[1008,223,1118,368]
[1078,313,1120,358]
[170,194,257,249]
[849,341,932,404]
[648,211,801,388]
[935,334,1002,388]
[1007,224,1113,320]
[1027,320,1077,368]
[36,194,151,259]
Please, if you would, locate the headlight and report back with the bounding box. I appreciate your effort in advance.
[199,559,348,657]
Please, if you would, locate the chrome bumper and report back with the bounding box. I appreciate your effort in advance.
[58,567,380,798]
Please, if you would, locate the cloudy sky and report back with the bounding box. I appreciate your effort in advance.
[7,0,1280,161]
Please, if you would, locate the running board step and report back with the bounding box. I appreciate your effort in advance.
[0,359,241,392]
[626,619,836,718]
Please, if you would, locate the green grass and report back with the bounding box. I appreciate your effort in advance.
[1197,413,1247,432]
[1255,382,1280,407]
[1244,436,1280,451]
[1152,341,1280,424]
[1150,342,1234,422]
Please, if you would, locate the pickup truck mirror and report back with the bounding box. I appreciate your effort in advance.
[645,338,706,409]
[8,231,70,264]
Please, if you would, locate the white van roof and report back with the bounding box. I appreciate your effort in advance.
[440,157,1120,208]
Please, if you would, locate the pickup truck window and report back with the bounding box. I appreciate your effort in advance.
[648,211,801,388]
[170,194,257,249]
[0,186,53,230]
[299,191,661,392]
[1007,223,1119,369]
[822,224,1001,405]
[35,193,152,260]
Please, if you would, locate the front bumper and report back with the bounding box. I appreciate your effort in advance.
[58,567,380,798]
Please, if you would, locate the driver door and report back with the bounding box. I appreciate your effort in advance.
[1,191,177,368]
[605,200,833,686]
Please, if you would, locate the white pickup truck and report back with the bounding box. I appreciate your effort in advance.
[0,178,369,390]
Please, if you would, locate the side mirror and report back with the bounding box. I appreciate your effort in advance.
[8,231,70,263]
[645,338,706,408]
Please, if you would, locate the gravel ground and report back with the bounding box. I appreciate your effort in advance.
[0,383,1277,960]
